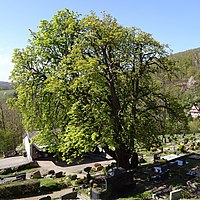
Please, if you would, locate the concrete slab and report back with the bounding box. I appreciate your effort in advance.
[161,154,184,161]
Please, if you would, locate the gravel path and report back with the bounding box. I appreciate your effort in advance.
[37,159,114,175]
[0,156,30,169]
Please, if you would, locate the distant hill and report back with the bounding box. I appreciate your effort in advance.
[171,47,200,105]
[172,48,200,74]
[173,47,200,59]
[0,81,12,90]
[0,89,15,101]
[0,82,14,101]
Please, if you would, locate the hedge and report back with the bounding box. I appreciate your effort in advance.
[0,179,40,198]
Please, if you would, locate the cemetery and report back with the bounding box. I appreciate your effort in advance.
[1,3,200,200]
[0,132,199,199]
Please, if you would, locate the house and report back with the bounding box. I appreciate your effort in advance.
[23,131,49,161]
[189,104,200,119]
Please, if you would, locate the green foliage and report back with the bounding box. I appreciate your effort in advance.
[0,177,67,198]
[9,9,187,168]
[183,137,189,144]
[117,191,153,200]
[0,179,40,198]
[188,120,200,133]
[15,143,25,154]
[171,48,200,106]
[0,82,12,91]
[0,90,14,101]
[40,177,66,191]
[0,102,23,154]
[178,144,185,152]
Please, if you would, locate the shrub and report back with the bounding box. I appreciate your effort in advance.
[15,143,25,155]
[0,179,40,198]
[150,147,157,152]
[178,144,185,152]
[188,121,200,133]
[67,174,77,180]
[139,191,153,199]
[184,138,189,144]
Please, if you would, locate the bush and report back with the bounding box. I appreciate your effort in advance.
[0,179,40,198]
[188,121,200,133]
[15,143,25,155]
[150,147,157,152]
[139,191,153,199]
[178,144,186,153]
[67,174,77,180]
[184,138,189,144]
[71,178,85,186]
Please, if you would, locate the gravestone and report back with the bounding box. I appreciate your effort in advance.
[16,173,26,181]
[31,170,41,179]
[169,189,183,200]
[61,192,77,199]
[39,196,51,200]
[48,169,55,175]
[55,171,63,178]
[90,167,134,199]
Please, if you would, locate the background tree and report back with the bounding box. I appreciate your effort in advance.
[10,9,187,169]
[0,101,23,155]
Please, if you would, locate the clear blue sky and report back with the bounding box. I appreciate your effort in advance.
[1,0,200,81]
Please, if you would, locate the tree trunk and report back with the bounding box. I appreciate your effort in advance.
[129,152,138,169]
[115,149,138,170]
[105,146,139,170]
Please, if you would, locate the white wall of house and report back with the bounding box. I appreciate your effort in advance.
[23,136,32,161]
[189,105,200,118]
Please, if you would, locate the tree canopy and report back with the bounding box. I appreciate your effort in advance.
[10,9,187,169]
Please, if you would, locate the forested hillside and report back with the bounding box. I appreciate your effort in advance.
[0,81,12,90]
[170,48,200,107]
[0,82,22,156]
[0,82,14,101]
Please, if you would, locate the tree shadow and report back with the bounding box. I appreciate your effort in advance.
[36,152,113,167]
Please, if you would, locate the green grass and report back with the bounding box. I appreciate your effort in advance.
[40,178,58,188]
[117,191,153,200]
[40,177,68,191]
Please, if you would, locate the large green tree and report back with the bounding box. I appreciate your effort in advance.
[10,9,187,169]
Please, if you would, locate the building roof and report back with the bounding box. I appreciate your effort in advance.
[189,104,200,118]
